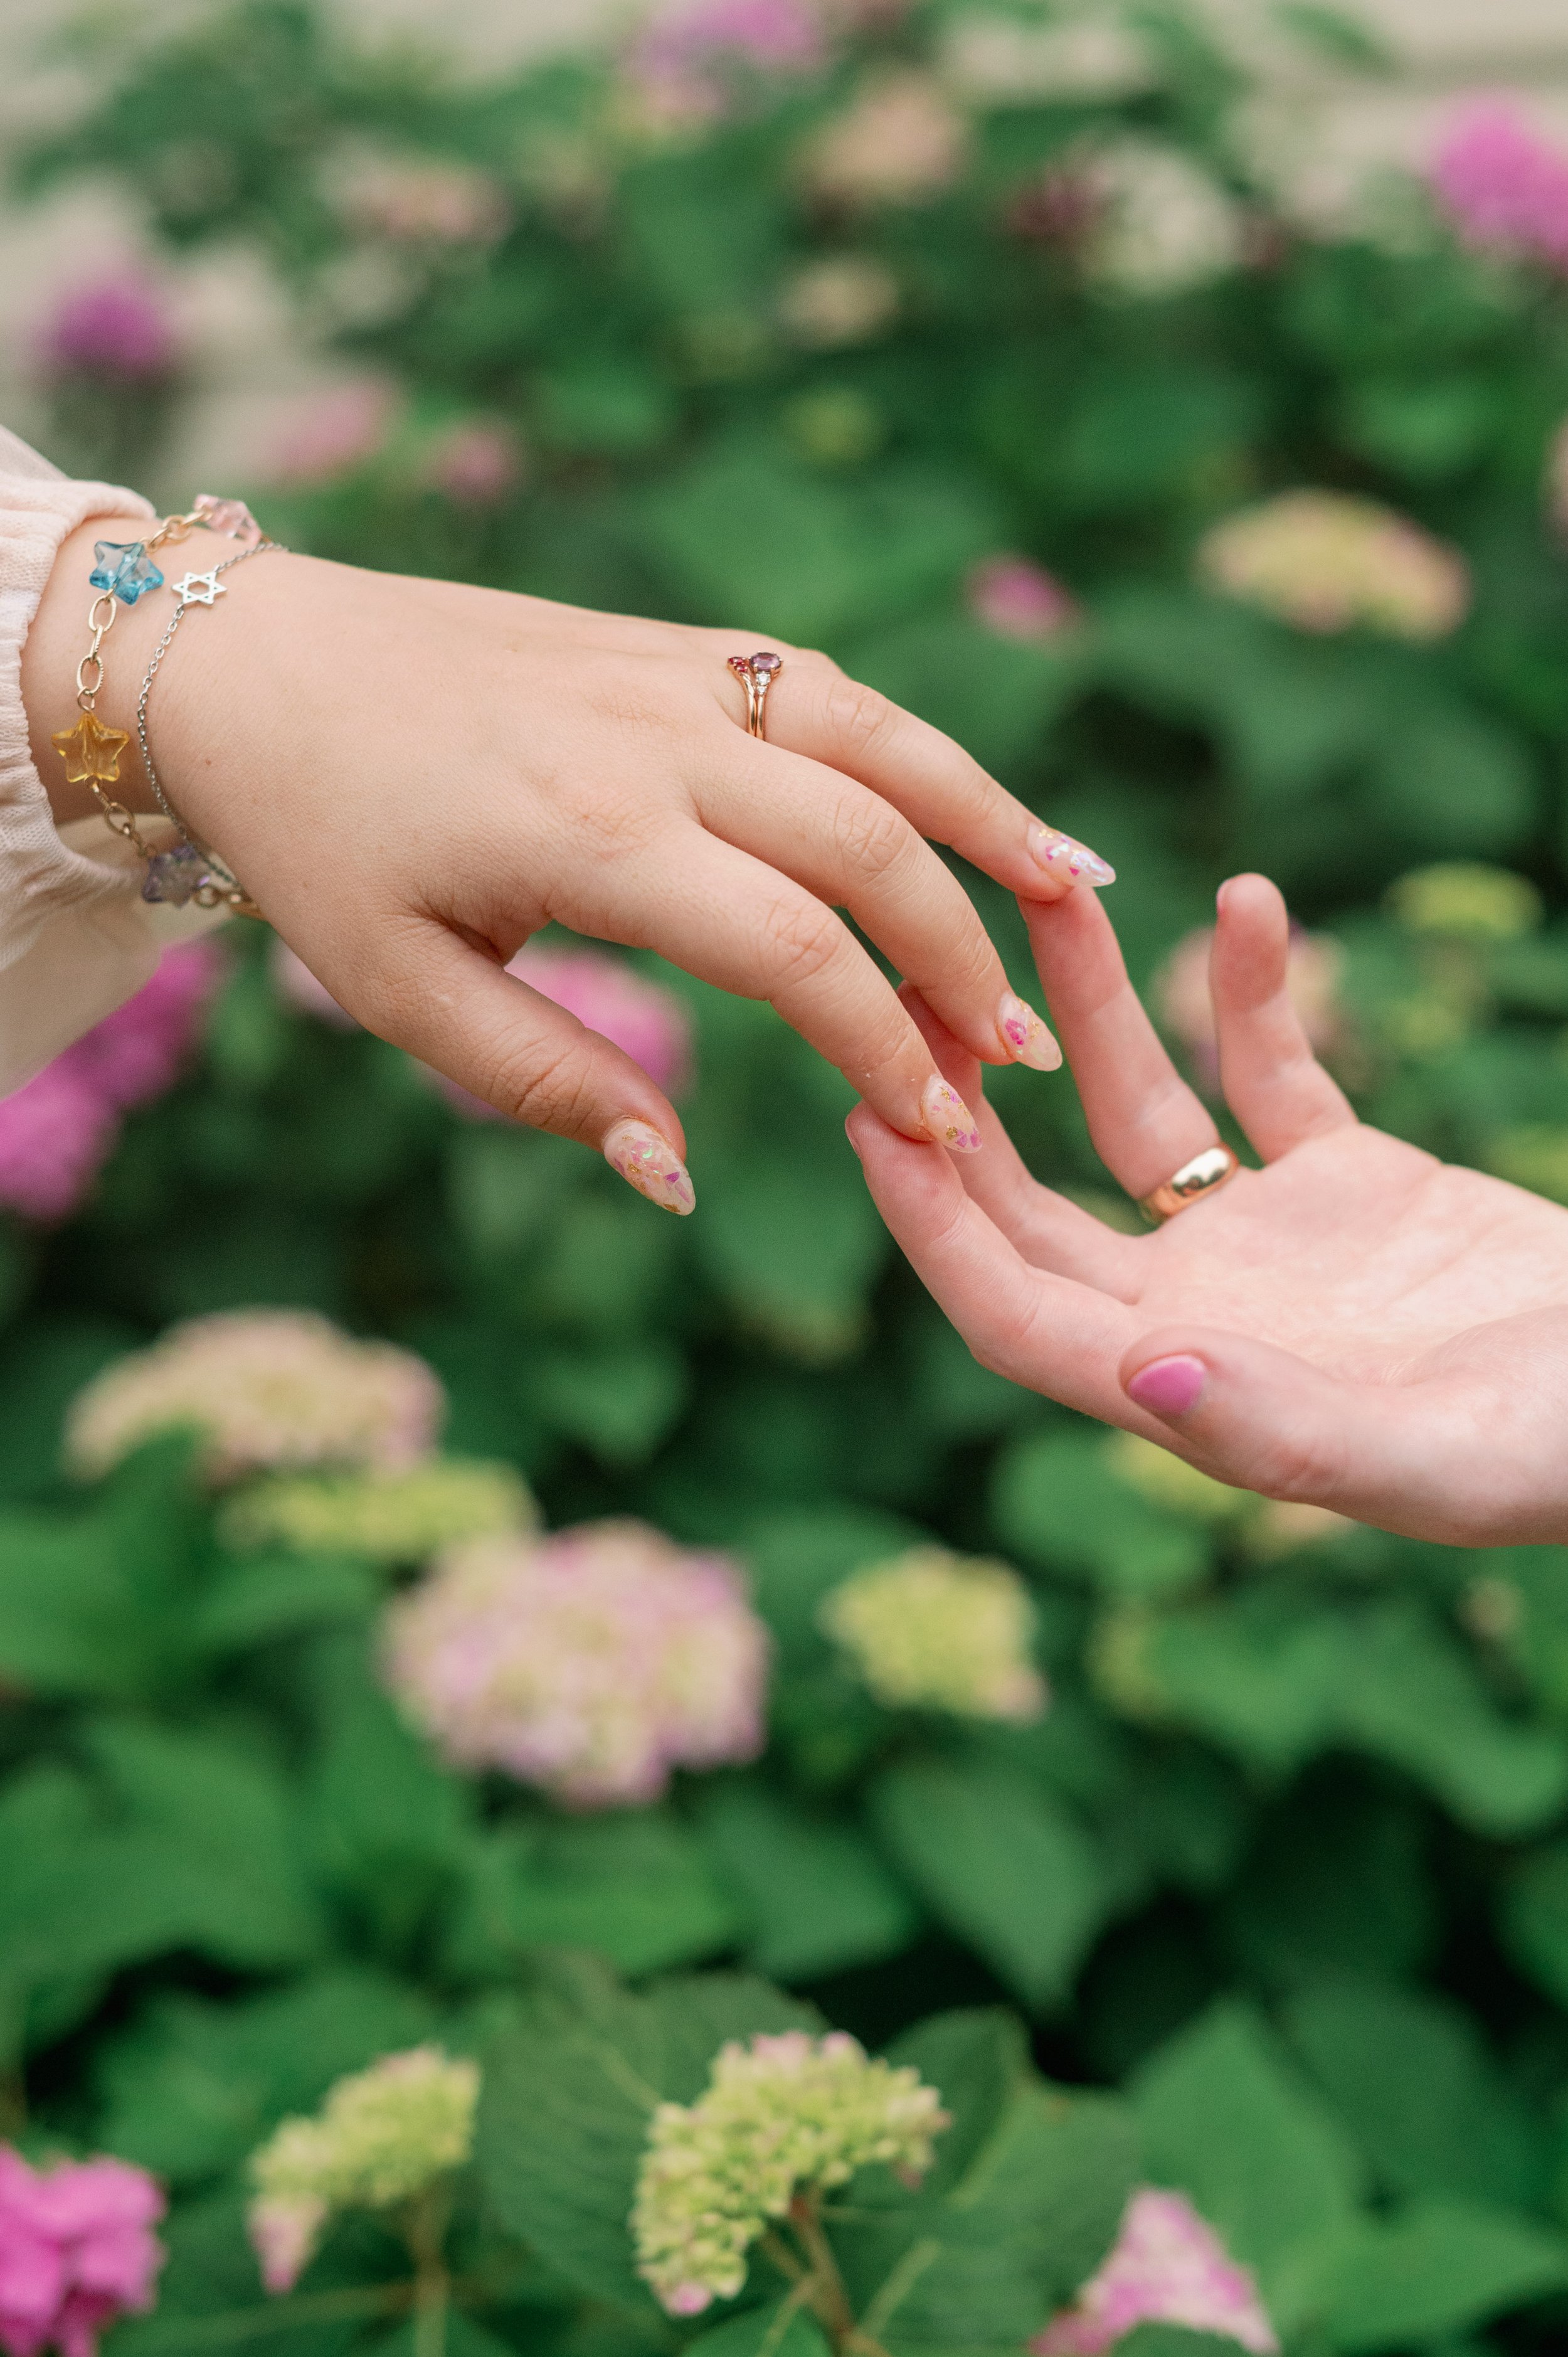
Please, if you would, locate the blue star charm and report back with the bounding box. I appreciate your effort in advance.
[172,568,226,608]
[88,541,164,604]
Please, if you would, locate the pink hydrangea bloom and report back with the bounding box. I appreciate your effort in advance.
[1034,2189,1277,2357]
[0,940,221,1222]
[1198,491,1469,641]
[39,279,177,381]
[639,0,823,78]
[384,1521,768,1806]
[1431,103,1568,272]
[263,382,394,485]
[423,422,521,505]
[436,943,691,1118]
[968,555,1079,642]
[0,2147,165,2357]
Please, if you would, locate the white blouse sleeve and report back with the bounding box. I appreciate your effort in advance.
[0,425,228,1099]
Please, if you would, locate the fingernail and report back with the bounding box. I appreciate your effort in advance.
[1030,825,1115,888]
[921,1075,982,1152]
[603,1119,696,1215]
[998,991,1062,1072]
[1126,1355,1207,1417]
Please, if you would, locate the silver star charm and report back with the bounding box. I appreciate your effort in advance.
[172,569,226,607]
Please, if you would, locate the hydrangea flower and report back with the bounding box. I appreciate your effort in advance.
[0,941,221,1222]
[967,556,1078,643]
[220,1457,536,1562]
[342,160,509,245]
[1033,2188,1277,2356]
[263,382,394,485]
[1197,491,1470,641]
[39,279,177,381]
[383,1520,767,1806]
[1386,861,1542,940]
[248,2048,479,2295]
[778,257,898,348]
[805,70,967,207]
[1104,1433,1251,1524]
[423,422,521,504]
[632,2032,949,2316]
[0,2147,165,2357]
[66,1311,443,1486]
[819,1546,1046,1722]
[1431,104,1568,273]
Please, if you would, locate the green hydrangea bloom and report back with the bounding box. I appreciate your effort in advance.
[1387,862,1541,941]
[818,1545,1046,1721]
[1104,1432,1252,1523]
[221,1457,535,1561]
[247,2046,479,2293]
[632,2031,948,2316]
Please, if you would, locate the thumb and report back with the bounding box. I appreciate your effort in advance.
[1117,1326,1476,1544]
[347,922,696,1214]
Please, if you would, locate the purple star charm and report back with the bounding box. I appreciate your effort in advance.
[141,843,217,906]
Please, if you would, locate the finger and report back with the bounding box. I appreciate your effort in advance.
[899,984,1142,1296]
[1021,888,1222,1203]
[1118,1327,1480,1543]
[847,1101,1140,1413]
[712,642,1115,903]
[1210,873,1356,1161]
[695,739,1061,1073]
[601,824,986,1149]
[350,923,698,1211]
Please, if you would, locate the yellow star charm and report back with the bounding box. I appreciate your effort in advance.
[51,710,130,785]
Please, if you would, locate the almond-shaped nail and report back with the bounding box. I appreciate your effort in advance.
[603,1119,696,1214]
[1126,1356,1207,1417]
[998,992,1062,1072]
[1030,824,1115,888]
[922,1076,982,1152]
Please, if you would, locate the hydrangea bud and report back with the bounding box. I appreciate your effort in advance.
[0,2147,165,2357]
[820,1546,1046,1722]
[967,556,1078,643]
[220,1458,536,1562]
[1033,2188,1276,2355]
[247,2048,479,2295]
[633,2033,949,2316]
[66,1311,443,1486]
[1197,491,1469,641]
[383,1521,767,1806]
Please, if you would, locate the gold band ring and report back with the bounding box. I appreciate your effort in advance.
[1138,1142,1239,1226]
[728,649,783,739]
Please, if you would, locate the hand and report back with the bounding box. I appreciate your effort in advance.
[849,871,1568,1547]
[26,518,1111,1211]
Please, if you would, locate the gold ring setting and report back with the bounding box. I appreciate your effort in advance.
[728,648,783,738]
[1138,1142,1239,1226]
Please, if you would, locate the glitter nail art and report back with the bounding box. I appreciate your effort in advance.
[603,1119,696,1214]
[998,992,1062,1072]
[1030,825,1115,887]
[922,1077,982,1152]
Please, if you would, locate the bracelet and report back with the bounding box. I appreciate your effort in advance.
[49,494,282,917]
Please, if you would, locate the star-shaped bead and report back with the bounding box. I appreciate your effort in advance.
[88,541,164,604]
[172,569,226,607]
[51,710,130,785]
[140,843,216,906]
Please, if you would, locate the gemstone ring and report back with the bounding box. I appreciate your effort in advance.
[726,649,783,739]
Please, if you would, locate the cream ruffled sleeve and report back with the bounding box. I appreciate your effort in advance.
[0,424,230,1099]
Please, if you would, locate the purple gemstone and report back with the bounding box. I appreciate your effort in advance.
[141,843,213,907]
[750,650,782,673]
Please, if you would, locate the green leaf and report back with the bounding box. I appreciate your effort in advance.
[1500,1841,1568,2008]
[1115,1592,1343,1771]
[681,2302,832,2357]
[1116,2335,1258,2357]
[1316,2198,1568,2351]
[879,2012,1028,2199]
[476,1961,820,2313]
[992,1432,1210,1600]
[1283,1975,1546,2210]
[696,1144,888,1366]
[524,1339,688,1467]
[698,1784,919,1981]
[848,615,1076,779]
[1369,700,1534,854]
[449,1811,741,1981]
[1132,2003,1363,2328]
[868,1758,1104,2007]
[193,1553,378,1654]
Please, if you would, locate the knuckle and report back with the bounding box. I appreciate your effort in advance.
[833,790,914,883]
[484,1036,596,1135]
[824,673,898,763]
[760,897,847,995]
[1253,1423,1343,1505]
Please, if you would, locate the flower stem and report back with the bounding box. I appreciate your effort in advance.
[788,2195,857,2350]
[405,2184,453,2357]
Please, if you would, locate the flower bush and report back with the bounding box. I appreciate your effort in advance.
[0,2152,164,2357]
[11,3,1568,2354]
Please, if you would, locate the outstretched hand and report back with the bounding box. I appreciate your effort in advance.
[849,873,1568,1547]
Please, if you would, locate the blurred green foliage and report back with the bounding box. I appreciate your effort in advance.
[13,0,1568,2349]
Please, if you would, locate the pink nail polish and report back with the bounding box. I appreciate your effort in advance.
[1126,1356,1207,1417]
[1029,825,1115,888]
[998,992,1062,1072]
[921,1075,982,1152]
[603,1119,696,1215]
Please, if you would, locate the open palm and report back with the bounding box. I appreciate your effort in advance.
[849,873,1568,1546]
